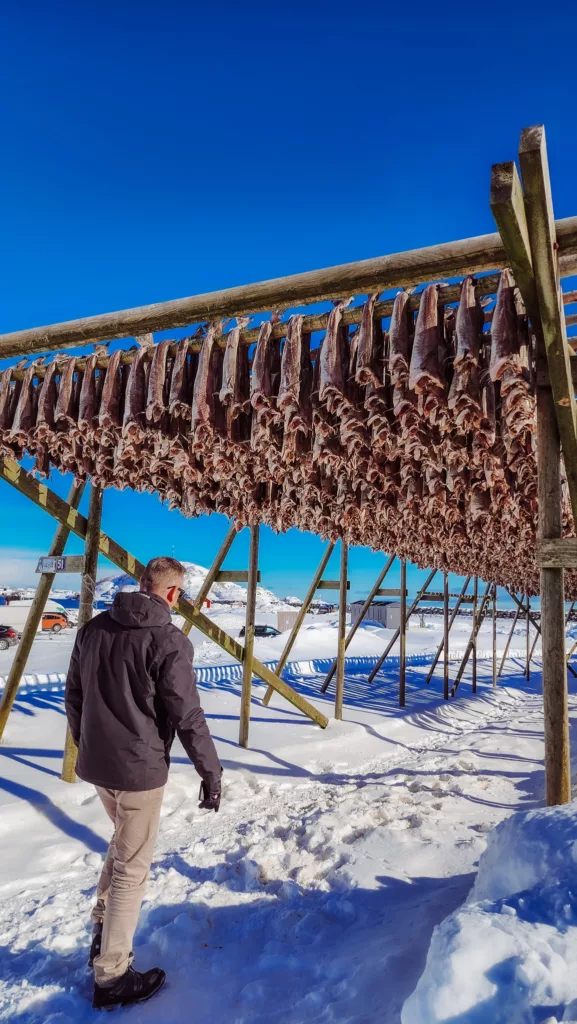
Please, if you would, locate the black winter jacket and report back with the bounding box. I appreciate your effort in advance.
[65,591,221,792]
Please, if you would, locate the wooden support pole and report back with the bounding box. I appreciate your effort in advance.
[426,576,472,685]
[399,558,407,708]
[62,483,103,783]
[239,525,259,748]
[492,583,497,688]
[0,457,328,729]
[367,568,437,684]
[321,553,395,694]
[0,480,85,743]
[181,521,238,637]
[443,572,449,700]
[450,583,492,698]
[498,599,522,678]
[521,125,575,807]
[472,576,478,694]
[334,541,349,721]
[264,541,336,706]
[525,595,531,682]
[536,382,571,804]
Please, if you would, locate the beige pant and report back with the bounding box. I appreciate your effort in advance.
[92,785,164,987]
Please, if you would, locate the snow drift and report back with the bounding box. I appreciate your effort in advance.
[402,804,577,1024]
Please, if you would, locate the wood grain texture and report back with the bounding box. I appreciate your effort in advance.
[537,538,577,568]
[239,525,259,748]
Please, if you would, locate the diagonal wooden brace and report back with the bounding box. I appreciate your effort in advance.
[0,458,328,731]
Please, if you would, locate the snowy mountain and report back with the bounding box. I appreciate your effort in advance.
[94,562,296,610]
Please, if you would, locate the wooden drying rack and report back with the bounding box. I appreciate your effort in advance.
[0,124,575,804]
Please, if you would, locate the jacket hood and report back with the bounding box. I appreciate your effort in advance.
[109,591,172,628]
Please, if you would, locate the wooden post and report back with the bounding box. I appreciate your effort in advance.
[334,541,349,721]
[443,572,449,700]
[472,576,478,694]
[492,583,497,688]
[239,525,259,748]
[498,599,522,678]
[518,125,572,806]
[321,553,395,694]
[0,480,85,743]
[367,568,437,684]
[181,521,238,636]
[399,557,407,707]
[536,383,570,803]
[61,483,103,783]
[525,595,531,681]
[264,541,335,706]
[425,575,472,684]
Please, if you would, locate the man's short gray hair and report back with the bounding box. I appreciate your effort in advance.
[141,556,185,592]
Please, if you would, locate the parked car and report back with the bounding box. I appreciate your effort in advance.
[238,624,281,639]
[42,611,69,633]
[0,625,19,650]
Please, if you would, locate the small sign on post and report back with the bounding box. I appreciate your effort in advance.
[36,555,85,574]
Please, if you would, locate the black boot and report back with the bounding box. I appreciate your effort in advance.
[93,965,166,1010]
[88,924,103,969]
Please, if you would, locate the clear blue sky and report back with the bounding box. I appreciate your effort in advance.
[0,0,575,597]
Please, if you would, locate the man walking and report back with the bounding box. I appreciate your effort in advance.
[65,556,222,1010]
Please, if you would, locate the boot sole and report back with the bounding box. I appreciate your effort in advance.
[94,974,166,1011]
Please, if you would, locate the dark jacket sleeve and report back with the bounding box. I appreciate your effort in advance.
[65,633,83,745]
[156,634,221,784]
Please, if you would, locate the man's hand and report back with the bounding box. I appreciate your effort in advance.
[199,778,221,812]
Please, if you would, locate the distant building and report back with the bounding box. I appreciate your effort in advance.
[350,599,400,629]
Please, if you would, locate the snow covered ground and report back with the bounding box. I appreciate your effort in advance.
[0,604,576,1022]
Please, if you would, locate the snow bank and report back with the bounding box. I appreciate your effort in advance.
[402,805,577,1024]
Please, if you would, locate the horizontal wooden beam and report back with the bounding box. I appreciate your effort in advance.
[215,570,262,583]
[375,588,408,596]
[0,457,328,729]
[2,218,577,360]
[538,538,577,568]
[317,580,350,591]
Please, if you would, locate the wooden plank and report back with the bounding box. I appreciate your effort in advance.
[216,569,262,583]
[492,584,497,689]
[367,568,437,684]
[265,541,336,706]
[321,554,395,693]
[0,458,329,730]
[536,378,571,804]
[399,558,407,707]
[3,217,577,359]
[317,579,350,591]
[0,480,85,743]
[334,542,349,721]
[490,161,541,329]
[239,525,259,748]
[62,483,103,783]
[537,538,577,568]
[375,588,408,597]
[472,577,478,694]
[519,125,577,525]
[443,572,449,700]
